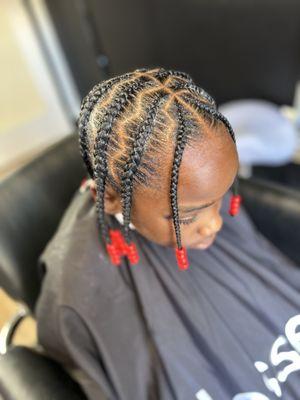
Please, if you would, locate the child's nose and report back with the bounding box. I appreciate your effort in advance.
[198,213,223,238]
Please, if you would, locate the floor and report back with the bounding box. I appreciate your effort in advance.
[0,288,36,348]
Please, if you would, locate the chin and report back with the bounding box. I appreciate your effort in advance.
[164,234,217,250]
[188,235,216,250]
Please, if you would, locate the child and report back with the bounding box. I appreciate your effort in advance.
[35,67,300,400]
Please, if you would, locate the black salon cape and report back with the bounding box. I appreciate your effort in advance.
[35,187,300,400]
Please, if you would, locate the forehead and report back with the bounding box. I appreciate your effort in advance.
[133,129,239,210]
[177,132,238,203]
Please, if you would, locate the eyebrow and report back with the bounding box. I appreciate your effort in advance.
[164,200,216,220]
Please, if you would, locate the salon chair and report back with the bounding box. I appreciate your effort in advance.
[0,134,87,399]
[0,133,300,400]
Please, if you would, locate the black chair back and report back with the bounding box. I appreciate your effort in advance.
[0,134,86,310]
[47,0,300,105]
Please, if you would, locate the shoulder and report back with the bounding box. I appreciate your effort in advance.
[35,188,130,320]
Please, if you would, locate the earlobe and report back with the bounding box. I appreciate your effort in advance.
[90,180,122,214]
[104,185,122,215]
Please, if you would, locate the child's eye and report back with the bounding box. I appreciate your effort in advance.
[179,215,198,225]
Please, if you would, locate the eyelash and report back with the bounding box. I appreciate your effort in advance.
[179,215,198,225]
[178,200,219,225]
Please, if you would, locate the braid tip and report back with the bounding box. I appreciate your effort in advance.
[124,242,139,265]
[106,242,121,266]
[229,194,242,217]
[109,229,127,256]
[107,230,140,267]
[175,247,189,270]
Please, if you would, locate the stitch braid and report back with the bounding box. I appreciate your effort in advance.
[120,91,168,244]
[93,75,152,244]
[170,100,189,249]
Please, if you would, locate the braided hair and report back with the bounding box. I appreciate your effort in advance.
[78,67,239,269]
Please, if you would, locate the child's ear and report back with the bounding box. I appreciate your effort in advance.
[103,183,122,215]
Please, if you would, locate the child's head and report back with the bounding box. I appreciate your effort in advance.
[78,67,238,259]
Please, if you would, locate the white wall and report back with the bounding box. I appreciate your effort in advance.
[0,0,80,179]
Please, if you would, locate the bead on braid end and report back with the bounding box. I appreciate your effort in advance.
[175,247,189,270]
[109,229,127,256]
[124,242,139,265]
[229,194,242,217]
[106,242,121,266]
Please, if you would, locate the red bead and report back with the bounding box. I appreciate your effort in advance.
[229,195,242,216]
[125,242,139,265]
[175,247,189,270]
[117,232,127,255]
[109,229,126,256]
[106,242,121,266]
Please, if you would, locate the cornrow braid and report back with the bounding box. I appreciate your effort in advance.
[182,95,235,143]
[169,95,238,270]
[153,68,170,83]
[170,81,216,108]
[78,67,241,270]
[93,75,153,248]
[78,72,134,178]
[121,91,168,246]
[166,69,193,82]
[152,67,193,84]
[170,101,189,256]
[79,68,187,178]
[182,94,241,219]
